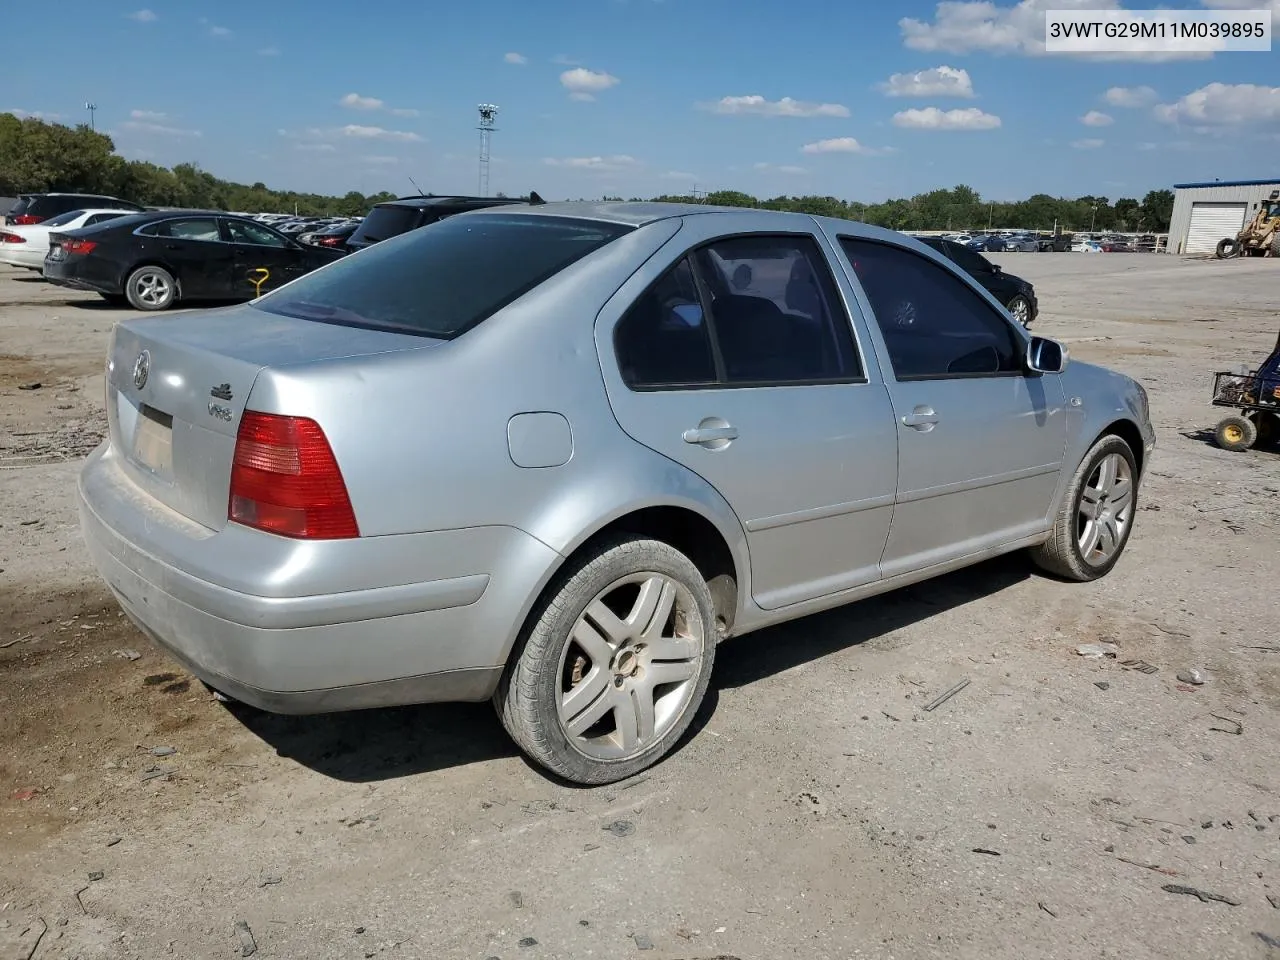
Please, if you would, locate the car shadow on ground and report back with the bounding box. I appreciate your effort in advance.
[61,297,239,312]
[231,555,1032,785]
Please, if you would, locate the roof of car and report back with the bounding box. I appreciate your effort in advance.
[468,200,798,227]
[378,195,527,209]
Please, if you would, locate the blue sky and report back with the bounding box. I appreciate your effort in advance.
[5,0,1279,202]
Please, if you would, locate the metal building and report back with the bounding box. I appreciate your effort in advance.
[1168,178,1280,255]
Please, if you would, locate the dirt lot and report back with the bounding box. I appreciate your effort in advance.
[2,254,1279,960]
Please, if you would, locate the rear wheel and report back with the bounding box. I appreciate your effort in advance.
[1214,415,1257,452]
[1031,435,1138,582]
[1215,238,1240,259]
[125,265,177,311]
[495,536,716,785]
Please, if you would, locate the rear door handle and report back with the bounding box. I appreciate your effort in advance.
[683,425,738,444]
[901,406,939,430]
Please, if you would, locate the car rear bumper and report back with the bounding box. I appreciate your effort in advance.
[43,256,120,294]
[78,442,561,713]
[0,249,44,269]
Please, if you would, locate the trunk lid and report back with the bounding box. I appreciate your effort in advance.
[106,303,440,531]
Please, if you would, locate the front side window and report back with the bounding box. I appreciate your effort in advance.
[841,237,1021,381]
[256,214,631,338]
[615,235,863,390]
[227,219,289,247]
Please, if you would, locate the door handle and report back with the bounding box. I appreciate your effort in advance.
[683,424,738,445]
[901,406,939,430]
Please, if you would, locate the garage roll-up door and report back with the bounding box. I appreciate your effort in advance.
[1185,202,1247,253]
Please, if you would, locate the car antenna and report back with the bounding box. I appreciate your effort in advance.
[407,175,426,197]
[528,190,546,206]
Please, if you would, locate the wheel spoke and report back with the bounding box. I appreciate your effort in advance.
[1109,476,1133,515]
[1079,486,1104,521]
[1101,517,1121,554]
[559,664,610,724]
[631,687,656,746]
[563,683,617,737]
[1079,520,1103,558]
[1096,455,1117,495]
[613,688,641,751]
[636,578,677,641]
[645,634,698,662]
[644,659,697,688]
[583,599,629,647]
[570,616,615,665]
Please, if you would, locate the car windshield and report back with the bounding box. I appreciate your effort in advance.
[349,204,422,244]
[255,213,633,338]
[42,210,88,227]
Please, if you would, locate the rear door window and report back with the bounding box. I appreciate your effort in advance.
[256,214,631,338]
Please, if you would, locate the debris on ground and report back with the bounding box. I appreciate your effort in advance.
[972,848,1001,856]
[1121,659,1159,674]
[1076,643,1119,659]
[518,936,538,948]
[1161,883,1241,906]
[258,876,283,888]
[634,933,655,950]
[113,648,141,661]
[508,891,523,908]
[0,634,34,648]
[17,382,41,390]
[11,787,38,801]
[1094,681,1111,690]
[1038,901,1058,918]
[923,678,971,712]
[1176,669,1207,685]
[234,919,257,956]
[603,820,636,838]
[1209,714,1244,736]
[87,870,104,882]
[150,746,177,757]
[1254,932,1280,949]
[140,766,175,782]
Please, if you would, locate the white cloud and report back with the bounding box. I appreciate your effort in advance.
[504,52,527,64]
[1071,138,1105,149]
[800,137,892,155]
[6,108,64,120]
[560,68,620,100]
[900,0,1212,61]
[338,124,423,142]
[1104,85,1157,107]
[1199,0,1280,27]
[700,95,850,118]
[1080,110,1113,126]
[1154,82,1280,127]
[126,9,157,21]
[878,65,975,98]
[339,93,420,118]
[754,162,809,175]
[130,109,168,121]
[544,154,639,172]
[258,46,280,56]
[891,106,1001,129]
[209,25,232,37]
[296,142,337,152]
[122,120,202,137]
[662,171,699,181]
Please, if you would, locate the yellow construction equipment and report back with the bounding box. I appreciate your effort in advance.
[1215,190,1280,259]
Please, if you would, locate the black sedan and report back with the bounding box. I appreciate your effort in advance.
[918,236,1039,326]
[42,210,344,311]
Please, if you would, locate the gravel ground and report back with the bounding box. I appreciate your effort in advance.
[1,254,1279,960]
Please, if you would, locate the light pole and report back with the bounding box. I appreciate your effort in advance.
[476,104,499,198]
[84,102,97,131]
[1090,202,1098,233]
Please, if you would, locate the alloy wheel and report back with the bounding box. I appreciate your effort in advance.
[1076,452,1134,566]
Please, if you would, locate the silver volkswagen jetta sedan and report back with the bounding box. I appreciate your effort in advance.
[78,203,1154,784]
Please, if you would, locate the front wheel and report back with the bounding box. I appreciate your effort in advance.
[1031,435,1138,582]
[1007,294,1032,326]
[495,537,717,785]
[125,265,177,311]
[1214,415,1257,452]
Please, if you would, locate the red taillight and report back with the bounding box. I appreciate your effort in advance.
[229,412,359,539]
[0,232,25,243]
[12,214,43,225]
[63,239,98,255]
[319,237,340,246]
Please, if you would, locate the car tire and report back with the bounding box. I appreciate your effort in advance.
[1006,294,1033,327]
[1213,414,1257,452]
[495,536,717,785]
[125,265,177,311]
[1030,434,1139,582]
[98,293,127,306]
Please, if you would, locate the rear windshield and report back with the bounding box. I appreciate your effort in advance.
[8,197,31,216]
[42,209,88,227]
[348,204,423,245]
[255,213,632,339]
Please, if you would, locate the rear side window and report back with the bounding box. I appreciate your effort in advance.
[347,204,421,244]
[255,214,632,338]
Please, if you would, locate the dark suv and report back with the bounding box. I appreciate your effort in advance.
[6,193,146,226]
[918,236,1039,326]
[345,195,529,252]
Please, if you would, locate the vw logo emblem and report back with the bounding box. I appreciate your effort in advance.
[132,350,151,390]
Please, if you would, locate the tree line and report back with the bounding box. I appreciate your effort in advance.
[1,113,1174,232]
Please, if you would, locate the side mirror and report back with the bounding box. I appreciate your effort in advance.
[1027,336,1068,374]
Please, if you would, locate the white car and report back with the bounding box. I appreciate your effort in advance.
[0,208,136,270]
